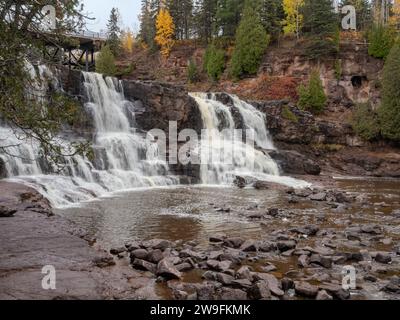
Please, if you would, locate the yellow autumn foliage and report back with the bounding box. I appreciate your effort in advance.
[122,30,134,54]
[283,0,304,38]
[155,8,175,58]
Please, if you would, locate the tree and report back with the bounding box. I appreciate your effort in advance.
[298,70,327,114]
[0,0,89,165]
[204,44,226,80]
[96,46,117,76]
[194,0,218,43]
[107,8,122,56]
[301,0,339,60]
[258,0,285,40]
[122,29,135,55]
[368,23,396,59]
[231,1,270,78]
[215,0,245,37]
[188,59,200,83]
[155,8,176,58]
[168,0,193,40]
[352,102,380,141]
[379,41,400,141]
[283,0,304,39]
[139,0,162,50]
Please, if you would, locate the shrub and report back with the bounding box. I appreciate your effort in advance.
[368,24,396,60]
[96,45,117,76]
[297,70,327,114]
[187,59,200,83]
[203,44,226,81]
[378,42,400,141]
[282,105,299,123]
[352,103,380,141]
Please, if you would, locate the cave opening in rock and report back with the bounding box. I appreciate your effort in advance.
[351,75,367,88]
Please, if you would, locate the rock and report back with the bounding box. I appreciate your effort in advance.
[298,255,309,268]
[179,249,206,261]
[294,188,313,197]
[310,192,327,201]
[262,263,277,273]
[277,240,297,252]
[206,260,232,272]
[142,239,171,251]
[267,150,321,176]
[93,256,115,268]
[383,276,400,293]
[157,259,182,280]
[267,208,280,217]
[202,271,216,281]
[240,240,258,252]
[130,249,148,261]
[281,278,295,291]
[209,234,226,243]
[248,281,272,300]
[375,252,392,264]
[109,247,126,255]
[147,249,164,264]
[131,258,156,273]
[0,205,17,218]
[231,279,253,290]
[215,273,235,285]
[294,281,319,298]
[218,288,248,300]
[255,273,284,297]
[259,241,277,252]
[316,290,333,300]
[215,207,231,213]
[361,224,382,235]
[175,262,193,272]
[223,237,245,249]
[233,176,247,189]
[309,254,332,268]
[236,266,252,281]
[196,282,219,300]
[319,283,350,300]
[291,225,319,236]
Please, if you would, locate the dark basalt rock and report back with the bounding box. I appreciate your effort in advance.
[267,149,321,176]
[0,205,17,218]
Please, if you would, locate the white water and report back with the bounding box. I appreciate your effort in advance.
[0,68,177,207]
[190,93,310,188]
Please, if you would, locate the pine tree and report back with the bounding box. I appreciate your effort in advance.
[96,45,117,76]
[301,0,338,60]
[298,70,327,114]
[194,0,218,43]
[379,41,400,141]
[139,0,161,50]
[155,8,176,57]
[283,0,304,39]
[231,1,270,78]
[168,0,193,40]
[215,0,245,37]
[258,0,285,40]
[107,8,121,56]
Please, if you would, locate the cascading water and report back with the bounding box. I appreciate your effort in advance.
[0,67,178,207]
[190,92,310,188]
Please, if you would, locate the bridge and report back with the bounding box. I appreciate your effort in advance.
[43,30,108,71]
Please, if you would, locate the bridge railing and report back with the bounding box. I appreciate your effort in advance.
[68,30,108,41]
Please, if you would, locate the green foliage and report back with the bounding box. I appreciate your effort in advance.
[107,8,122,56]
[215,0,244,37]
[302,0,339,60]
[352,103,380,141]
[230,2,270,79]
[282,105,299,123]
[203,44,226,81]
[96,46,117,76]
[298,70,327,114]
[378,42,400,141]
[187,59,200,83]
[368,24,396,60]
[258,0,285,40]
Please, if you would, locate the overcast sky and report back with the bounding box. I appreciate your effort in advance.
[82,0,141,33]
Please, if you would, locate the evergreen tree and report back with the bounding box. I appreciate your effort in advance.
[107,8,122,56]
[258,0,285,40]
[298,70,327,114]
[168,0,193,40]
[194,0,218,43]
[96,45,117,76]
[231,1,271,78]
[215,0,245,37]
[204,44,226,80]
[301,0,339,60]
[379,41,400,141]
[139,0,162,50]
[368,23,396,59]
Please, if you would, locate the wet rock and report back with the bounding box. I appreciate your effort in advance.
[0,205,17,218]
[248,281,271,300]
[202,271,216,281]
[109,247,126,255]
[382,276,400,293]
[196,282,219,300]
[254,273,284,297]
[363,274,377,282]
[126,241,141,251]
[294,188,313,198]
[310,192,327,201]
[175,262,193,272]
[291,225,319,236]
[131,258,156,273]
[208,250,224,260]
[93,256,115,268]
[316,290,333,300]
[319,283,350,300]
[179,249,206,261]
[130,248,149,261]
[157,259,182,280]
[218,288,248,300]
[267,208,279,217]
[142,239,171,251]
[375,252,392,264]
[215,272,235,285]
[281,278,295,291]
[233,176,247,189]
[298,255,309,268]
[259,241,277,252]
[209,234,226,243]
[277,240,297,252]
[223,237,245,249]
[294,281,319,298]
[240,240,258,252]
[361,224,382,235]
[262,263,277,273]
[206,260,232,272]
[215,207,231,213]
[309,254,332,268]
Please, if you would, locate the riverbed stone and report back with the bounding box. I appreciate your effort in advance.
[206,259,232,272]
[294,281,319,297]
[316,290,333,300]
[309,254,332,268]
[110,247,126,255]
[218,288,248,300]
[215,272,235,285]
[0,205,17,218]
[277,240,297,252]
[223,237,245,248]
[310,192,327,201]
[236,266,252,281]
[248,281,271,300]
[231,279,253,290]
[240,239,258,252]
[130,249,149,261]
[209,233,226,243]
[298,255,309,268]
[131,258,156,274]
[157,258,182,280]
[375,252,392,264]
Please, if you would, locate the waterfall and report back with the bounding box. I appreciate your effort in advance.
[0,68,178,207]
[190,93,310,188]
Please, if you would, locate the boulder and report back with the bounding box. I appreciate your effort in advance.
[223,237,245,249]
[218,288,248,300]
[0,205,17,218]
[156,258,182,280]
[248,281,271,300]
[294,281,319,298]
[316,290,333,300]
[268,150,321,176]
[131,258,156,273]
[375,252,392,264]
[130,249,148,261]
[277,240,297,252]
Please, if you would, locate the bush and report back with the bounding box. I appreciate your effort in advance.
[230,3,270,79]
[378,42,400,141]
[352,103,380,141]
[368,24,396,60]
[96,45,117,76]
[187,59,200,83]
[298,70,327,114]
[203,44,226,81]
[282,105,298,123]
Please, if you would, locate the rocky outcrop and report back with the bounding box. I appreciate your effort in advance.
[0,158,7,179]
[268,150,321,175]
